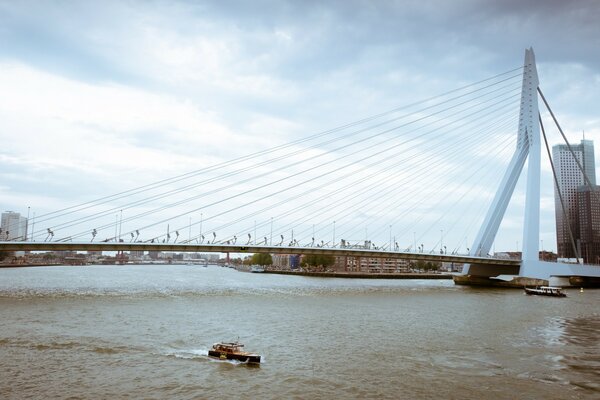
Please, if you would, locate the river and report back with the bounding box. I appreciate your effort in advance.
[0,264,598,399]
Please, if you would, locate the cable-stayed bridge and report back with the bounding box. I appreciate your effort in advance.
[0,242,520,268]
[1,48,599,285]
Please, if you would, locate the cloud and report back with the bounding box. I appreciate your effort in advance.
[1,0,598,251]
[0,61,244,157]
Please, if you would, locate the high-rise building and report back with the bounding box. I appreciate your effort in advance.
[1,211,28,241]
[577,185,600,264]
[552,139,596,260]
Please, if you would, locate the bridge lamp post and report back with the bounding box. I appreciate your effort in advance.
[199,213,203,242]
[333,221,336,247]
[413,232,416,253]
[114,214,118,242]
[270,217,273,246]
[26,206,30,241]
[31,212,36,242]
[118,210,123,242]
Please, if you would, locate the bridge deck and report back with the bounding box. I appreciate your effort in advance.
[0,241,521,267]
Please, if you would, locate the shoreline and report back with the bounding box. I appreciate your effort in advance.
[262,270,453,279]
[0,263,63,268]
[0,263,453,280]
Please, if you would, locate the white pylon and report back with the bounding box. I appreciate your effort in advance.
[463,48,540,275]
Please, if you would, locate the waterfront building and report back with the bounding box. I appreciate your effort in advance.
[1,211,28,241]
[130,250,145,259]
[272,254,290,268]
[577,185,600,264]
[333,256,410,273]
[552,139,596,259]
[272,254,301,269]
[441,262,464,272]
[199,253,220,262]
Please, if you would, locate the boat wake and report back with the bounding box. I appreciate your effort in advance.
[163,348,262,365]
[163,348,209,360]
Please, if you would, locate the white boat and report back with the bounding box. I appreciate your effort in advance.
[524,286,567,297]
[250,265,264,273]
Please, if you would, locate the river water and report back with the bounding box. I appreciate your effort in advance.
[0,265,598,399]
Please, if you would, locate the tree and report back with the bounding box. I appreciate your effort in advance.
[242,256,253,266]
[42,253,56,261]
[414,260,440,271]
[301,254,336,270]
[0,251,12,261]
[250,253,273,266]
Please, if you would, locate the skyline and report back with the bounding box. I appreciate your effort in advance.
[1,1,600,252]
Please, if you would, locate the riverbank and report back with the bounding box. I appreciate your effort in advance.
[263,270,453,279]
[0,263,62,268]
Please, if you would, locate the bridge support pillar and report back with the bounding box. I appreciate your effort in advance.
[549,276,570,287]
[462,48,540,279]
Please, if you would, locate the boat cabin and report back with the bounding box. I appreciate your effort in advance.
[524,286,566,297]
[213,342,244,353]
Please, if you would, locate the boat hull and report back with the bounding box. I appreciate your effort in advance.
[524,288,566,297]
[208,350,261,364]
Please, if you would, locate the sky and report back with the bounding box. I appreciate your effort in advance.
[1,0,599,252]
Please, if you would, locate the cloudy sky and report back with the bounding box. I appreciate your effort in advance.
[1,0,599,252]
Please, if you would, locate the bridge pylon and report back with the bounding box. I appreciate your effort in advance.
[459,48,600,286]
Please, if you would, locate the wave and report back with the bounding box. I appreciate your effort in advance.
[0,337,136,355]
[91,346,131,354]
[0,282,455,300]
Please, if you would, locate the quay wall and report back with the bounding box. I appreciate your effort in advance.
[263,270,453,279]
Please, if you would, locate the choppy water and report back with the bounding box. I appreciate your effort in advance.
[0,265,598,399]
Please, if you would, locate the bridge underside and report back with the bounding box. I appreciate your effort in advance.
[457,260,600,287]
[0,241,519,268]
[462,263,520,278]
[454,263,534,287]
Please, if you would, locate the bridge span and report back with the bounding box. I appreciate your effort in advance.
[4,50,600,285]
[0,241,520,268]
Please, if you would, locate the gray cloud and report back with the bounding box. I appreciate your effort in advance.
[0,0,598,250]
[3,0,599,84]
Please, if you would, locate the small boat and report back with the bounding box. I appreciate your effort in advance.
[208,342,261,364]
[251,265,264,273]
[524,286,567,297]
